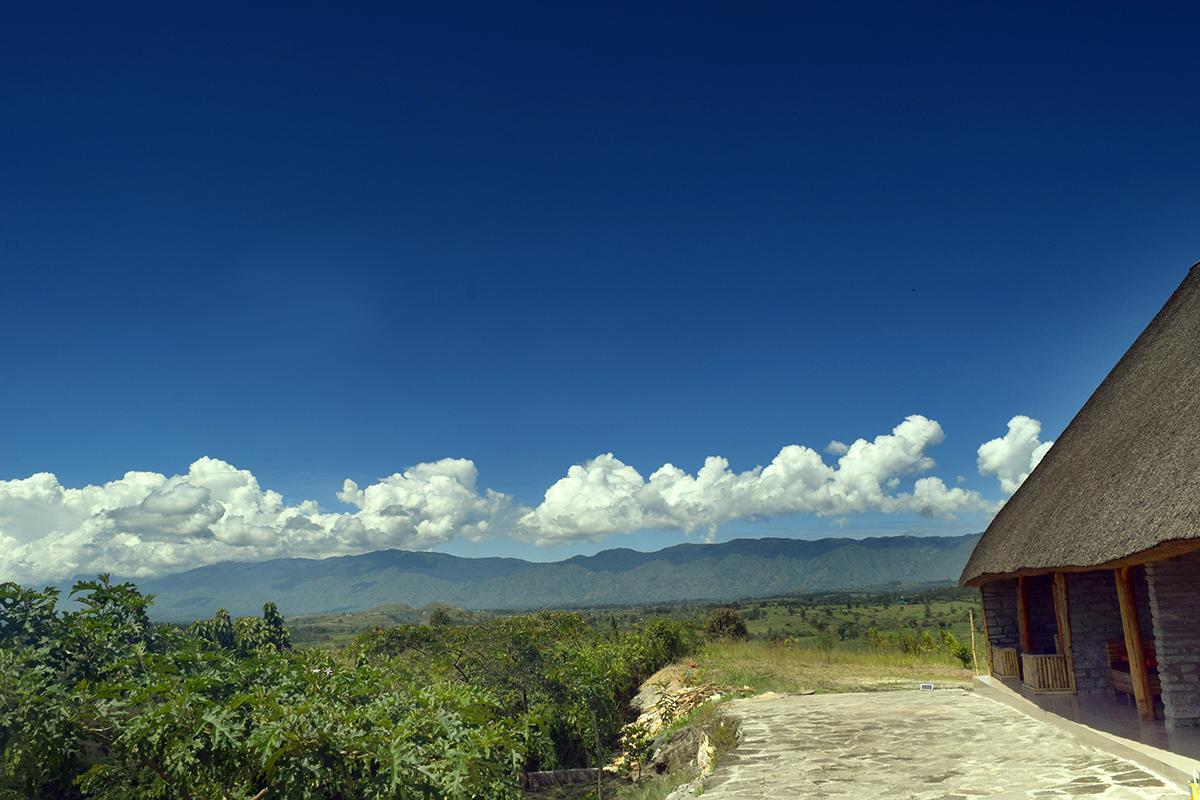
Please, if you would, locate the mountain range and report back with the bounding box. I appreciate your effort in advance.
[133,533,981,621]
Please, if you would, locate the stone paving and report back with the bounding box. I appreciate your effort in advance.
[699,690,1183,800]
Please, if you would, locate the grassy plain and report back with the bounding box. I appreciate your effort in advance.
[287,603,490,648]
[692,638,975,694]
[289,584,983,654]
[731,588,980,645]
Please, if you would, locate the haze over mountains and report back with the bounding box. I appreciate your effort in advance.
[133,533,981,620]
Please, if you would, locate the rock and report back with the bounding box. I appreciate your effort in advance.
[696,733,716,775]
[651,725,704,774]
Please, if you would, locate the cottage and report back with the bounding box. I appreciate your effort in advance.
[962,264,1200,730]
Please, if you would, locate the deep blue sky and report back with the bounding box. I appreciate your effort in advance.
[2,3,1197,562]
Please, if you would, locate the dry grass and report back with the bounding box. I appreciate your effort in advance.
[690,639,975,694]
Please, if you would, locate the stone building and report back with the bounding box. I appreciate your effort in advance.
[961,264,1200,730]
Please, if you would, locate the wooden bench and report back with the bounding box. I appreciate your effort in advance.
[1106,640,1161,700]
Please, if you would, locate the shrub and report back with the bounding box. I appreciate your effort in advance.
[0,578,702,797]
[0,579,526,799]
[704,607,749,640]
[940,629,974,668]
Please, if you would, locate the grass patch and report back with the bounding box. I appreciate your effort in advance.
[613,770,695,800]
[693,638,974,694]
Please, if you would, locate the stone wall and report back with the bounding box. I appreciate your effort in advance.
[1065,571,1125,694]
[982,580,1018,651]
[1132,566,1154,643]
[982,577,1061,656]
[1146,551,1200,729]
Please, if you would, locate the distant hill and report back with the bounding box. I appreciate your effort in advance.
[133,533,981,621]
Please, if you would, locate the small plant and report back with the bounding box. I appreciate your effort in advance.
[621,721,655,781]
[940,629,974,668]
[653,679,679,725]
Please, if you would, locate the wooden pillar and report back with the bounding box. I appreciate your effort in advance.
[978,587,997,676]
[1051,572,1076,691]
[1115,567,1155,720]
[1016,576,1033,653]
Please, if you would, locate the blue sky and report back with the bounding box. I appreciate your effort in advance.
[1,3,1198,579]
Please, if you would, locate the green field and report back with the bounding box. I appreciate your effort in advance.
[288,586,986,674]
[287,602,492,648]
[731,586,982,649]
[694,636,975,695]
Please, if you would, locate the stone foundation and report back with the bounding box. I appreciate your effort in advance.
[1146,551,1200,729]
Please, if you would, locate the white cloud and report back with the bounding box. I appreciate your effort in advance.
[515,415,993,545]
[825,440,850,456]
[977,415,1054,495]
[336,459,510,545]
[0,457,510,584]
[0,414,1050,582]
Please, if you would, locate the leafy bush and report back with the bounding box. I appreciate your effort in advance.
[0,577,524,799]
[940,629,975,668]
[351,612,698,772]
[189,602,292,656]
[0,578,699,798]
[704,607,749,640]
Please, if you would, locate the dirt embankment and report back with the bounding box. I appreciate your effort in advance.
[524,663,745,798]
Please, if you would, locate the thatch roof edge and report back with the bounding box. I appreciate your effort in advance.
[960,262,1200,585]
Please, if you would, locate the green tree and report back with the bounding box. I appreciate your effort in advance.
[705,607,749,640]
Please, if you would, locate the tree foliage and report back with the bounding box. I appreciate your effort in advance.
[0,577,698,799]
[350,613,697,772]
[704,606,749,640]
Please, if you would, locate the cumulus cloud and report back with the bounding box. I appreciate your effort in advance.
[0,457,510,583]
[977,415,1054,495]
[0,414,1051,582]
[825,440,850,456]
[336,459,510,544]
[515,415,994,545]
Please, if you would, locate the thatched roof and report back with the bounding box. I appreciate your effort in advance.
[962,264,1200,586]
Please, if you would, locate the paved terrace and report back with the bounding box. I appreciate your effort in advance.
[701,690,1182,800]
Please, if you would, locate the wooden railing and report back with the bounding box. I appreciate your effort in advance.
[1021,653,1073,692]
[990,646,1020,678]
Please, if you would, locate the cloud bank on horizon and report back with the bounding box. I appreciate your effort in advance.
[0,414,1052,583]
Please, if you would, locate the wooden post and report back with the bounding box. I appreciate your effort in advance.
[969,607,980,674]
[1016,576,1033,654]
[1115,567,1155,720]
[979,587,995,676]
[1051,572,1076,691]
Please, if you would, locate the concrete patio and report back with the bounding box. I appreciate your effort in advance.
[698,689,1185,800]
